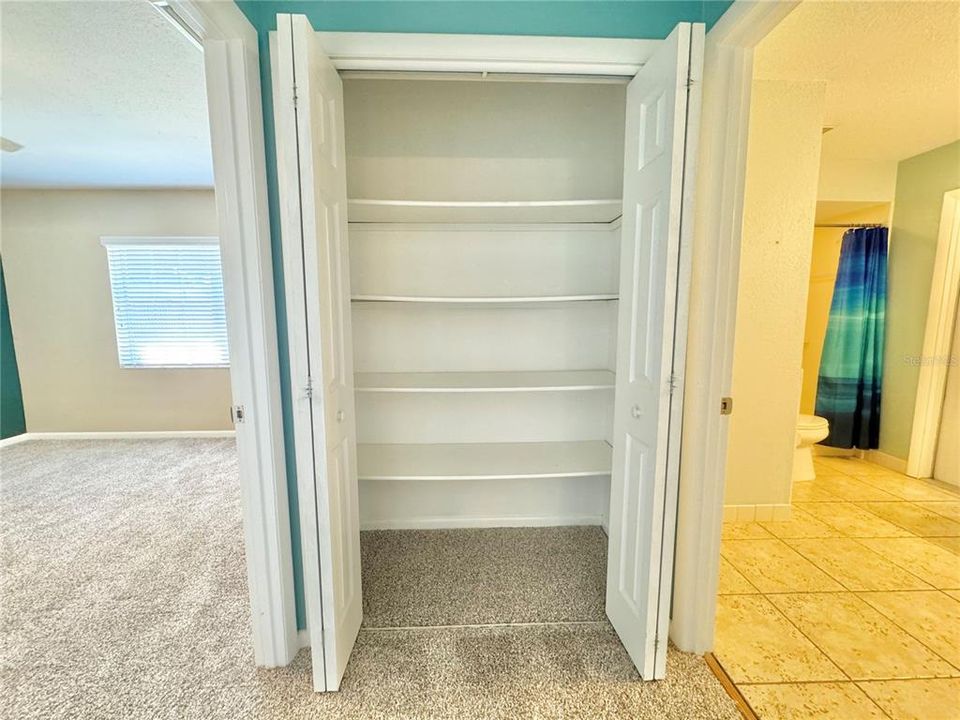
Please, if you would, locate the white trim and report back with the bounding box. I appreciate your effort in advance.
[316,32,659,76]
[100,235,218,247]
[721,504,792,523]
[864,450,909,475]
[360,515,603,531]
[298,629,311,648]
[0,430,235,446]
[184,0,299,668]
[907,188,960,479]
[669,0,799,655]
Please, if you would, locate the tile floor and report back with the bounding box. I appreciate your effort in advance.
[713,456,960,720]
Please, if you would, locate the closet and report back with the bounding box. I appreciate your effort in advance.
[274,14,703,693]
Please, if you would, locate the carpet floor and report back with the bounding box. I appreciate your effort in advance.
[1,439,739,719]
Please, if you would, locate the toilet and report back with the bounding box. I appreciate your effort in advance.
[793,414,830,482]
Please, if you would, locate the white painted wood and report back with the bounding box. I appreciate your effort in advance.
[0,430,235,446]
[907,189,960,479]
[605,22,701,681]
[275,14,362,692]
[316,31,658,76]
[355,370,615,393]
[669,0,799,656]
[347,199,622,224]
[184,0,298,668]
[352,302,618,373]
[359,476,608,529]
[356,392,613,445]
[357,441,611,481]
[352,294,618,304]
[350,223,619,299]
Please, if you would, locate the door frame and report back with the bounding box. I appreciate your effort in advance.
[175,0,299,667]
[906,188,960,479]
[669,0,798,653]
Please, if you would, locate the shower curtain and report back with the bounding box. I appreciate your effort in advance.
[815,226,888,449]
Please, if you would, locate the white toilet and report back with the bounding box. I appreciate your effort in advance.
[793,414,830,482]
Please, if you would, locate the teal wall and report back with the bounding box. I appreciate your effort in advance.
[880,140,960,460]
[1,259,26,439]
[235,0,734,630]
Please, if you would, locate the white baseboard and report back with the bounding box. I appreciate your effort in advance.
[360,514,603,531]
[723,503,792,522]
[297,629,311,649]
[812,446,859,458]
[864,450,908,474]
[0,430,235,448]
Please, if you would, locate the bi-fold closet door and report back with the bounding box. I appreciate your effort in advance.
[274,13,703,692]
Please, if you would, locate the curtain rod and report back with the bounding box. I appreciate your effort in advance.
[815,223,885,228]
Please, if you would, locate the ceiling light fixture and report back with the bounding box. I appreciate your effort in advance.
[0,137,24,153]
[148,0,203,51]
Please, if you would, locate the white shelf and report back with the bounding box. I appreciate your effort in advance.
[352,294,617,304]
[347,199,622,224]
[357,441,612,481]
[355,370,615,393]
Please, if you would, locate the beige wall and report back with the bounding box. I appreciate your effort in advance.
[818,157,898,204]
[800,204,892,414]
[0,189,232,432]
[724,79,827,507]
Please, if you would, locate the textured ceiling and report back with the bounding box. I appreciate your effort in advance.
[0,1,212,188]
[755,0,960,163]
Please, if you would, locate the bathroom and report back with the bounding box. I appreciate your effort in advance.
[707,1,960,717]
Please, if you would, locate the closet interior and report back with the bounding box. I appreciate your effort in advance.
[341,76,628,529]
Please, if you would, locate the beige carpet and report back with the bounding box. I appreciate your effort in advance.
[1,439,740,719]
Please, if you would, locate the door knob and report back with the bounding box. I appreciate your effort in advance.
[631,405,642,419]
[336,409,345,422]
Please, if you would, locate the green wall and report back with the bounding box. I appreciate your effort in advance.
[880,140,960,460]
[235,0,734,630]
[1,259,26,439]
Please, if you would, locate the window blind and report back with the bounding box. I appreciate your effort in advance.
[102,237,229,368]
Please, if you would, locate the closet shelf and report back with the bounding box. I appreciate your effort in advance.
[347,199,623,224]
[357,441,612,481]
[351,294,618,304]
[355,370,615,393]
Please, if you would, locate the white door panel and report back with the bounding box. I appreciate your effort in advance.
[276,13,362,692]
[606,22,703,680]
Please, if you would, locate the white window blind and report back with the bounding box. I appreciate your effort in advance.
[102,237,229,368]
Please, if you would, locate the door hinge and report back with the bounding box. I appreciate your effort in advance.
[230,405,245,424]
[304,376,314,400]
[720,397,734,416]
[668,374,680,394]
[685,77,695,89]
[292,83,298,108]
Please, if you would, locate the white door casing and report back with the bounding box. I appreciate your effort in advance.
[606,21,703,680]
[275,13,362,692]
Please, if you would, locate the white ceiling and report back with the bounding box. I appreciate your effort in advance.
[0,0,212,188]
[755,0,960,164]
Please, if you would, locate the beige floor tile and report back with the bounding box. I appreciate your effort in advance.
[792,482,846,502]
[917,502,960,523]
[787,538,932,591]
[740,682,888,720]
[768,593,957,680]
[721,539,843,593]
[759,508,844,539]
[796,501,914,538]
[859,591,960,671]
[722,522,774,540]
[859,538,960,589]
[815,457,870,475]
[811,476,902,502]
[857,678,960,720]
[858,502,960,537]
[854,475,960,502]
[713,595,845,683]
[718,557,759,595]
[946,590,960,602]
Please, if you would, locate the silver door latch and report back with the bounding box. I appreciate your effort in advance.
[720,397,733,416]
[231,405,246,424]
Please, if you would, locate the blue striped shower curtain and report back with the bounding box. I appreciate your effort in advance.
[815,227,888,449]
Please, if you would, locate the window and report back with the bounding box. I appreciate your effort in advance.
[102,237,229,368]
